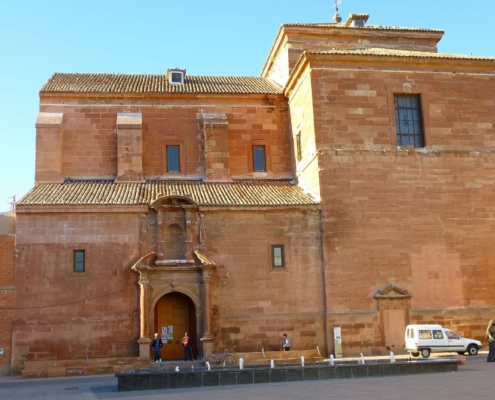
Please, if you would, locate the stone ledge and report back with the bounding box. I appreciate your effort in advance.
[116,359,458,392]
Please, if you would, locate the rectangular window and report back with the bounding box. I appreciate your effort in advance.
[74,250,85,273]
[296,133,302,162]
[419,330,432,339]
[253,145,266,172]
[272,245,285,268]
[394,94,425,148]
[166,145,180,173]
[432,330,444,339]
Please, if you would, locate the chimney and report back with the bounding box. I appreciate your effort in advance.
[344,14,370,27]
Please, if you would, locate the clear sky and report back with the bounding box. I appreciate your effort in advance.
[1,0,494,212]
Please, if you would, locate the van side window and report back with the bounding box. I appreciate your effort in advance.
[446,331,460,340]
[433,330,444,339]
[419,330,432,339]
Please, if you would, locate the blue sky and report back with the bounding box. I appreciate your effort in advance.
[1,0,494,212]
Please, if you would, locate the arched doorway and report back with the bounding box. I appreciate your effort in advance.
[154,292,197,360]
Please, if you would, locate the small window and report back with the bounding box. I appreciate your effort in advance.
[296,133,302,162]
[166,146,180,173]
[419,330,432,339]
[432,330,444,339]
[394,94,425,148]
[74,250,85,273]
[253,145,266,172]
[169,71,184,84]
[272,245,285,268]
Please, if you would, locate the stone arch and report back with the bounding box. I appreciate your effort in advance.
[150,286,201,313]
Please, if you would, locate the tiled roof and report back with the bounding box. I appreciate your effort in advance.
[40,73,282,94]
[17,180,318,207]
[281,22,444,33]
[305,47,495,61]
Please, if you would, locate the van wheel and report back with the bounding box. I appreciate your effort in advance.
[420,348,431,358]
[467,345,478,356]
[457,352,465,355]
[411,352,420,358]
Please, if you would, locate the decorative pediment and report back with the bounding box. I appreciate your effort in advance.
[150,195,197,209]
[374,284,411,299]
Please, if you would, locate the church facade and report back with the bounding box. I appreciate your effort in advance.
[8,12,495,373]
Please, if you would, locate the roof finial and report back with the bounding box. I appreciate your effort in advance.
[332,0,342,23]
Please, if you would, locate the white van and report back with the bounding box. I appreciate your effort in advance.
[404,324,482,358]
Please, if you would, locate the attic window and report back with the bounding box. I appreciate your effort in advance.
[170,71,184,84]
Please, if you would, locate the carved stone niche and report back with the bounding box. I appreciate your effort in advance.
[150,195,198,265]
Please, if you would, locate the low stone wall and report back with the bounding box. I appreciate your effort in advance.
[116,359,458,392]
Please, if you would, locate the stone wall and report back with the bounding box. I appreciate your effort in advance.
[11,211,143,373]
[37,95,291,182]
[204,209,325,353]
[0,212,15,375]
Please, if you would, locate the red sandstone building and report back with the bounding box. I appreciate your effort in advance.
[5,11,495,375]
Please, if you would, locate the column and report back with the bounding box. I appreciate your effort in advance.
[135,266,151,358]
[200,265,214,339]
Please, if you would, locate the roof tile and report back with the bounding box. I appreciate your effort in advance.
[18,180,318,207]
[41,73,282,94]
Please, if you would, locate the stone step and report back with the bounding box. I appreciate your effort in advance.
[21,357,149,379]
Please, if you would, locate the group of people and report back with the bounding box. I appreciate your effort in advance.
[149,323,495,363]
[151,332,292,362]
[151,332,194,362]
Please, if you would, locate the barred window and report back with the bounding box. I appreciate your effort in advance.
[394,94,425,148]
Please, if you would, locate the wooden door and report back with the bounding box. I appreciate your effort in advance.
[154,292,197,360]
[382,308,406,350]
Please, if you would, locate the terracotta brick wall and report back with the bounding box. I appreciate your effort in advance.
[318,149,495,354]
[11,212,143,373]
[205,209,326,352]
[288,68,320,198]
[0,213,15,376]
[38,96,292,182]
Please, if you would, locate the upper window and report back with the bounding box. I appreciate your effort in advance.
[272,245,285,268]
[253,145,266,172]
[394,94,425,148]
[296,133,302,162]
[74,250,85,273]
[166,145,180,173]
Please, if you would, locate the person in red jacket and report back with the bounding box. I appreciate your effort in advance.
[182,332,193,361]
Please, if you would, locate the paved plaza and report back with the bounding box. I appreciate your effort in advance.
[0,355,492,400]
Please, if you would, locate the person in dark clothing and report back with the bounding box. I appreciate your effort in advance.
[151,333,163,362]
[487,319,495,362]
[182,332,193,361]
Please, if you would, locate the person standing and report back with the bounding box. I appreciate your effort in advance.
[151,333,163,362]
[487,319,495,362]
[282,333,291,351]
[182,332,193,361]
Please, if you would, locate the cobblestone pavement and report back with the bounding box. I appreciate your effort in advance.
[0,355,492,400]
